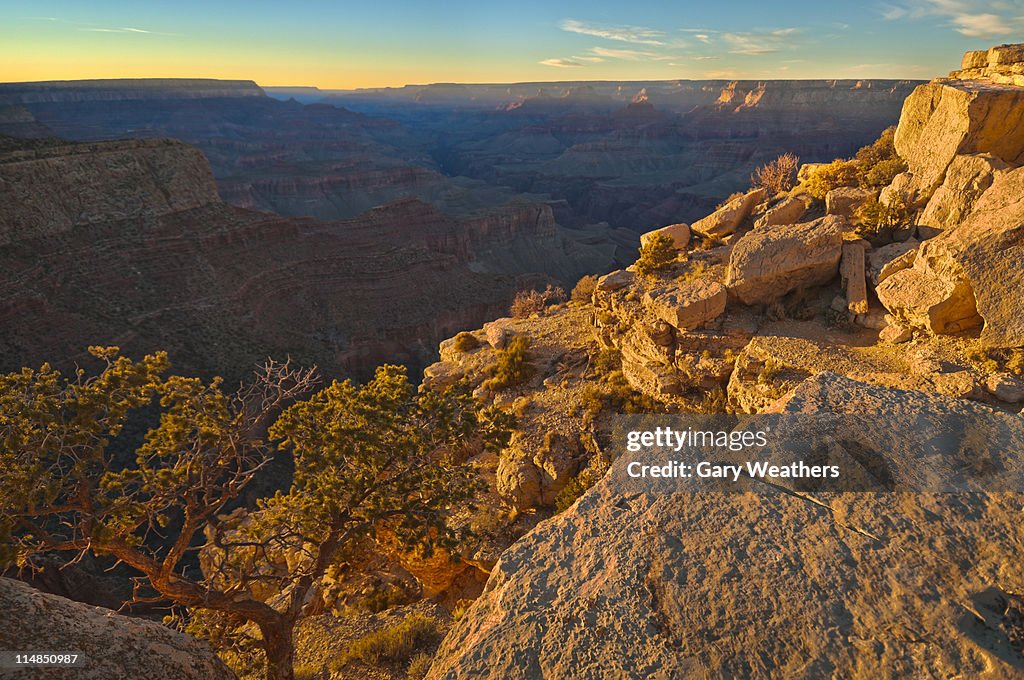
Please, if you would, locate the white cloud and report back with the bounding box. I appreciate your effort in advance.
[571,55,605,63]
[82,27,156,34]
[953,12,1014,35]
[590,46,658,60]
[560,19,664,45]
[722,28,800,55]
[539,58,583,68]
[881,0,1024,37]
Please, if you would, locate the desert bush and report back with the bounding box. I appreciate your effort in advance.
[554,456,611,513]
[592,347,622,375]
[406,653,433,679]
[862,157,906,189]
[581,370,662,418]
[331,614,443,669]
[510,284,566,318]
[571,275,598,302]
[855,195,912,236]
[452,332,480,352]
[751,152,800,195]
[483,336,533,391]
[635,232,678,277]
[806,159,859,200]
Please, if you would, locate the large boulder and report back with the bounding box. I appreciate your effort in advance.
[725,215,846,305]
[894,80,1024,194]
[642,279,727,330]
[428,376,1024,679]
[875,242,982,335]
[825,186,877,221]
[754,196,807,228]
[691,187,765,239]
[919,153,1009,230]
[867,239,918,286]
[878,166,1024,345]
[639,223,690,250]
[0,577,235,680]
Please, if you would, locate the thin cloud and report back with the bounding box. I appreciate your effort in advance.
[590,46,659,60]
[560,19,665,45]
[722,28,800,55]
[572,55,605,63]
[81,27,157,34]
[539,58,583,68]
[881,0,1024,37]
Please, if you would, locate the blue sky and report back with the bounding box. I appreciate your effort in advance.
[1,0,1019,87]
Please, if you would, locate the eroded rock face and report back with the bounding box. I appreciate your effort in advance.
[919,153,1009,231]
[878,165,1024,345]
[429,376,1024,680]
[867,240,918,287]
[642,279,727,331]
[0,577,235,680]
[691,187,765,238]
[725,215,845,305]
[875,240,982,335]
[894,80,1024,194]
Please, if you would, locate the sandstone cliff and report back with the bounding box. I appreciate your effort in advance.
[0,577,235,680]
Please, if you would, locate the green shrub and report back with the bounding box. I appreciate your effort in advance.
[483,336,533,391]
[331,614,442,670]
[452,332,480,353]
[751,152,800,195]
[554,456,610,513]
[854,195,911,236]
[635,232,678,277]
[571,275,598,303]
[861,157,907,189]
[806,159,859,200]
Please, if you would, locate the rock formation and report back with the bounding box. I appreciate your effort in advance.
[0,136,612,380]
[725,215,845,305]
[428,373,1024,679]
[0,577,235,679]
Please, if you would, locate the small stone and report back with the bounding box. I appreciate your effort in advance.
[880,323,912,344]
[985,373,1024,403]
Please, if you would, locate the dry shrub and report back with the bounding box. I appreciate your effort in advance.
[331,614,442,670]
[571,275,598,302]
[511,284,566,318]
[751,152,800,195]
[482,336,533,391]
[452,332,480,352]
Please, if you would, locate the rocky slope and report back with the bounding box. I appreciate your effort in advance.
[409,44,1024,679]
[0,137,612,381]
[0,577,235,680]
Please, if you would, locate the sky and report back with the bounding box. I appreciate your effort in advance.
[1,0,1020,88]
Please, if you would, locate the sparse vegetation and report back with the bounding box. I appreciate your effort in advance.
[406,653,434,679]
[580,371,663,419]
[555,456,611,512]
[696,387,729,413]
[965,345,1024,376]
[716,191,746,209]
[806,159,860,200]
[330,614,443,670]
[635,232,678,277]
[483,335,534,391]
[855,195,912,236]
[752,152,800,195]
[571,275,598,302]
[511,284,566,318]
[805,127,907,200]
[592,347,623,375]
[453,331,481,352]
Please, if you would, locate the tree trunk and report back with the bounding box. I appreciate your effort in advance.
[261,621,295,680]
